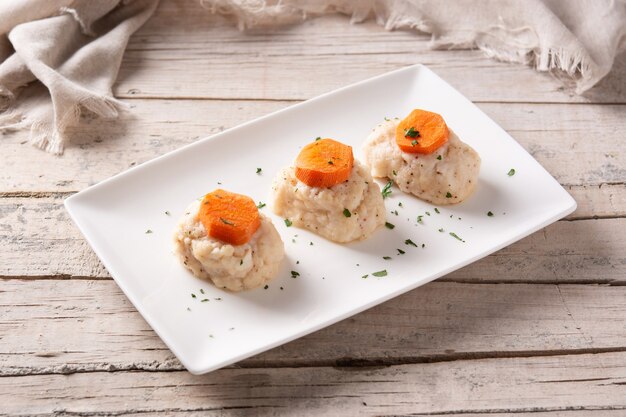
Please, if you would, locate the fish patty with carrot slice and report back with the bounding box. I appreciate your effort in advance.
[173,189,284,292]
[272,138,385,243]
[363,111,480,205]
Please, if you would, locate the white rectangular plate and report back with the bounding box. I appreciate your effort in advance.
[65,65,576,374]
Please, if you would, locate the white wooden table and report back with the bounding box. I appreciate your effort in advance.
[2,1,626,415]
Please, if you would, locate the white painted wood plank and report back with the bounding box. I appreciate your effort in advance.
[1,352,624,416]
[114,0,626,104]
[1,279,625,375]
[1,101,624,192]
[1,196,623,283]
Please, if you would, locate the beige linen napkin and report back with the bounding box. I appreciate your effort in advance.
[205,0,626,92]
[0,0,158,154]
[1,0,624,154]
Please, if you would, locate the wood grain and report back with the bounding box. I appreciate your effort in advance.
[1,280,626,375]
[1,196,624,283]
[1,352,625,416]
[1,100,624,193]
[115,0,626,104]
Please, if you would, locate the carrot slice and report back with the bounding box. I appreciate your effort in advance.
[295,138,354,188]
[395,109,449,154]
[198,189,261,246]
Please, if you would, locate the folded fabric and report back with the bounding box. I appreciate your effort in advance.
[1,0,624,154]
[0,0,158,154]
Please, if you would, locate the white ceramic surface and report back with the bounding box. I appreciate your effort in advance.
[65,65,576,374]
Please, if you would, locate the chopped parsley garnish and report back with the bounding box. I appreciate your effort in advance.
[385,222,395,229]
[383,256,392,260]
[446,192,452,198]
[220,217,235,226]
[417,215,423,224]
[411,139,419,147]
[372,270,388,277]
[200,289,205,294]
[404,127,420,138]
[392,170,397,176]
[343,208,352,218]
[449,232,465,242]
[145,229,153,234]
[405,239,418,247]
[191,293,196,298]
[384,117,390,121]
[264,285,269,290]
[214,297,222,301]
[164,211,170,216]
[508,168,516,176]
[438,228,445,232]
[487,211,494,217]
[186,307,191,311]
[257,201,266,209]
[201,298,209,302]
[436,155,442,160]
[434,208,440,214]
[290,271,300,278]
[381,181,393,199]
[284,218,293,227]
[240,259,243,265]
[309,241,314,246]
[315,136,321,141]
[421,243,425,248]
[328,160,334,165]
[426,211,431,216]
[256,167,262,175]
[397,248,405,255]
[362,274,369,279]
[398,202,403,207]
[392,210,399,216]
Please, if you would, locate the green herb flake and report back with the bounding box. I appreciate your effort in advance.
[214,297,222,301]
[201,298,209,302]
[256,167,262,175]
[384,117,390,121]
[186,307,191,311]
[200,289,205,294]
[315,136,321,141]
[220,217,235,226]
[411,139,419,147]
[362,274,369,279]
[508,168,516,176]
[436,155,442,160]
[372,270,388,277]
[145,229,153,234]
[405,239,418,247]
[383,256,392,260]
[343,208,352,218]
[438,228,445,233]
[398,202,403,207]
[417,215,423,224]
[309,241,314,246]
[392,210,399,216]
[487,211,494,217]
[397,248,405,255]
[240,259,243,265]
[434,208,440,214]
[449,232,465,242]
[257,201,266,209]
[392,170,397,176]
[446,192,452,198]
[327,160,334,165]
[284,218,293,227]
[264,285,269,290]
[404,127,420,138]
[381,181,393,199]
[191,293,197,298]
[291,270,300,278]
[421,243,425,248]
[164,211,171,216]
[426,211,431,216]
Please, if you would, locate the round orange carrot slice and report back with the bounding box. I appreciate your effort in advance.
[395,109,449,154]
[295,138,354,188]
[198,189,261,246]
